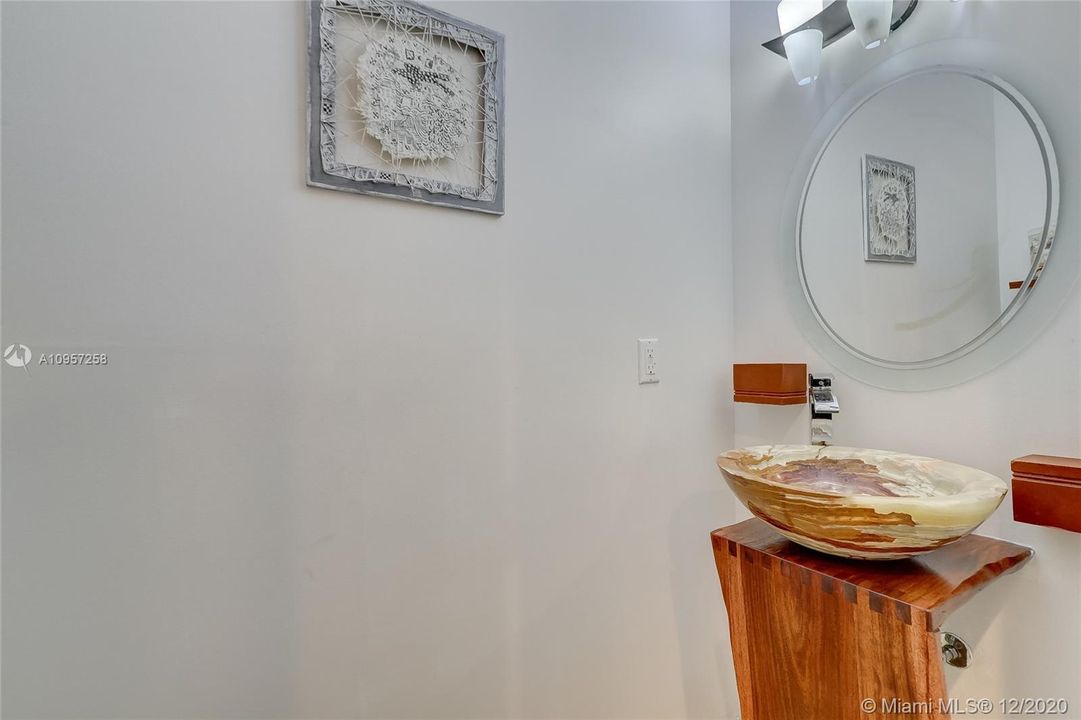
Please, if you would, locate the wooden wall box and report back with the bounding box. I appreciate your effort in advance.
[1011,454,1081,533]
[712,518,1032,720]
[733,363,807,405]
[1008,279,1038,290]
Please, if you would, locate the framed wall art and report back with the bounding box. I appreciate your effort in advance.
[1027,225,1055,286]
[862,154,916,263]
[307,0,505,214]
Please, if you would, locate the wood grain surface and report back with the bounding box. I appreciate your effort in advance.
[712,519,1033,720]
[733,363,807,405]
[1012,454,1081,533]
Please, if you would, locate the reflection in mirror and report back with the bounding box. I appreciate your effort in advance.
[799,70,1056,366]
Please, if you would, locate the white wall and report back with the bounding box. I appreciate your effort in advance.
[0,2,740,718]
[731,1,1081,715]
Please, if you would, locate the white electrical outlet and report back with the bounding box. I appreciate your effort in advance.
[638,338,659,384]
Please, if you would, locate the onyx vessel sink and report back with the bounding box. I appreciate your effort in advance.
[716,445,1007,560]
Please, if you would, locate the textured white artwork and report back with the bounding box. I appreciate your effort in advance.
[357,35,469,161]
[863,155,916,263]
[1028,225,1054,266]
[308,0,505,214]
[1028,225,1054,285]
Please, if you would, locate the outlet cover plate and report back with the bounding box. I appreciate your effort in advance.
[638,338,659,384]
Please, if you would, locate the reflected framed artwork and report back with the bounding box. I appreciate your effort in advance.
[862,154,916,263]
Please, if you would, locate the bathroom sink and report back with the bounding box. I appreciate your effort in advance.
[716,445,1007,560]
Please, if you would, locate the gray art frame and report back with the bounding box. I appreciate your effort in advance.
[307,0,505,214]
[862,154,916,263]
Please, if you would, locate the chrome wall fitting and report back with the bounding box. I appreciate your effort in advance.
[941,632,972,668]
[809,373,839,446]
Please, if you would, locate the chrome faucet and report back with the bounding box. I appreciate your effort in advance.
[809,374,839,446]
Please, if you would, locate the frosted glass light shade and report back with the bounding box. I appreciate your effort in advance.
[783,29,823,86]
[777,0,824,34]
[847,0,893,49]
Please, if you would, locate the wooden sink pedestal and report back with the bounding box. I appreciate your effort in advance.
[712,519,1032,720]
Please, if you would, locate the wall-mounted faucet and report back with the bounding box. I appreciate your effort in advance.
[809,374,839,446]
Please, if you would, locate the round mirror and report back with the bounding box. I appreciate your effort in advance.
[797,68,1058,369]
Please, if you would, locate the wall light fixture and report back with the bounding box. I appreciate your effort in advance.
[763,0,920,87]
[778,0,824,86]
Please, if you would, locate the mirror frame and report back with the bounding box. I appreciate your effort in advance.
[782,41,1073,391]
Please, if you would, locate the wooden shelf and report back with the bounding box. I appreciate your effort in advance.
[712,518,1032,720]
[1012,454,1081,533]
[733,363,806,405]
[1008,279,1037,290]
